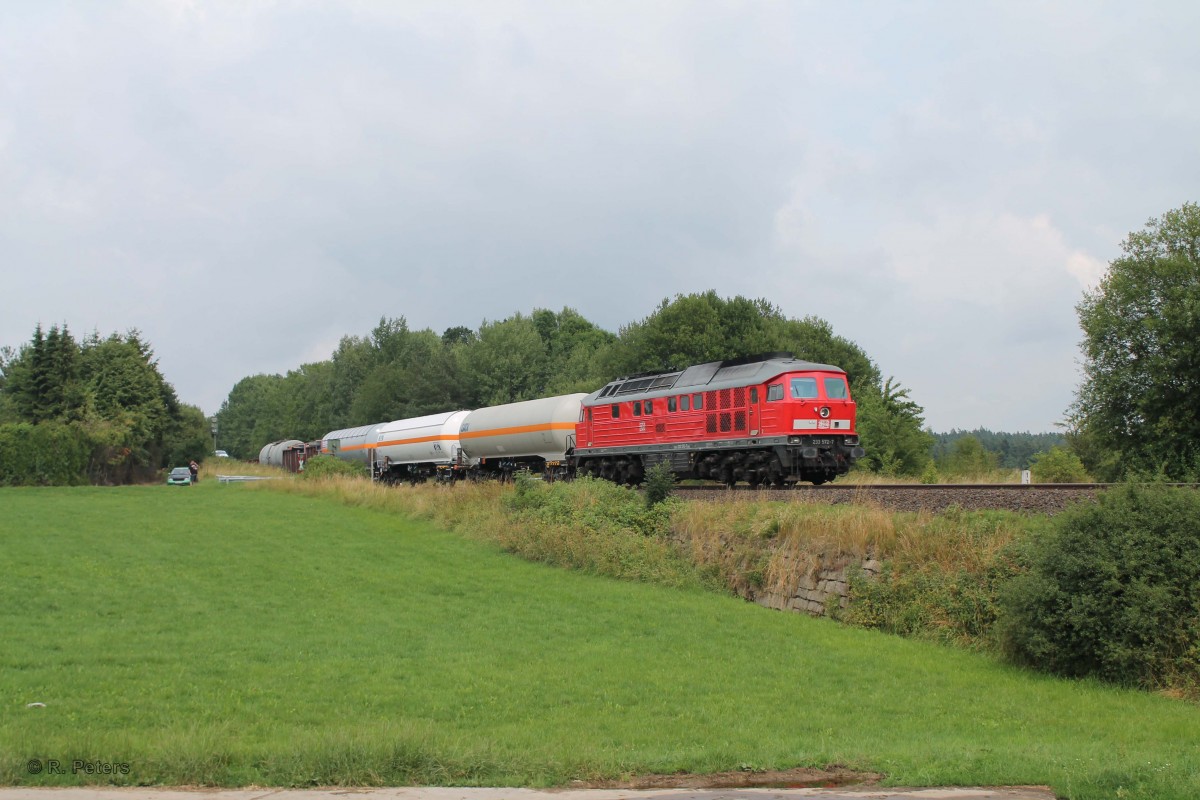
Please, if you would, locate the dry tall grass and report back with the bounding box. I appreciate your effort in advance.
[259,473,504,534]
[200,460,293,479]
[672,496,1028,610]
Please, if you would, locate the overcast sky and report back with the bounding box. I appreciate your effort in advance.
[2,1,1197,432]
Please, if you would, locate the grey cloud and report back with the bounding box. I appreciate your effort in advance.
[1,1,1196,431]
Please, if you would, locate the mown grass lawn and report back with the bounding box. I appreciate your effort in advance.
[1,483,1197,799]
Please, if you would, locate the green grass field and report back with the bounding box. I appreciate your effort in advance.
[2,483,1198,798]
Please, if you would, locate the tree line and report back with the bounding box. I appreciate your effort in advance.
[216,292,935,475]
[6,201,1193,485]
[0,325,210,485]
[931,429,1067,471]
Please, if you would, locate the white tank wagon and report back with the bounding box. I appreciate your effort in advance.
[259,439,305,467]
[459,393,587,479]
[320,422,384,464]
[375,410,474,482]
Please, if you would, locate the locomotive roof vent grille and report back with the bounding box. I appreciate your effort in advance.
[611,371,682,396]
[616,377,654,395]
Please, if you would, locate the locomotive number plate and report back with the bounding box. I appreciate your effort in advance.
[809,438,834,446]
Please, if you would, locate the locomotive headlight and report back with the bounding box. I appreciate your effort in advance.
[819,406,831,418]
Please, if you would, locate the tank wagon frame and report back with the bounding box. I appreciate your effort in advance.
[458,394,586,482]
[373,410,472,484]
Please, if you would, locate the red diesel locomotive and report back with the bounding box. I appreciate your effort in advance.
[573,353,864,486]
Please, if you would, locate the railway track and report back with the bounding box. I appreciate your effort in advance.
[672,482,1195,515]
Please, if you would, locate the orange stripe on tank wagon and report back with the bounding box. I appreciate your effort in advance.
[336,434,460,451]
[376,434,459,448]
[459,422,576,439]
[334,422,576,450]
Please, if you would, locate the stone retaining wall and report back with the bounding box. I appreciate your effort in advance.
[752,555,882,618]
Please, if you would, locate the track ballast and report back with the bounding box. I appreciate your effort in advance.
[672,483,1193,515]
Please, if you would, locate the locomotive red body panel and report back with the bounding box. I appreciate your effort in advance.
[574,354,863,485]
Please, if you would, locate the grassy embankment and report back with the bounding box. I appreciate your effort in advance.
[265,470,1043,651]
[2,480,1199,798]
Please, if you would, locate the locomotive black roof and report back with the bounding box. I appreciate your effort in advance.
[584,353,846,405]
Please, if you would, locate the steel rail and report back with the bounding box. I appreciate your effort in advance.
[672,482,1198,492]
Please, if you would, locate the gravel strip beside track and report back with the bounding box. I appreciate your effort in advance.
[676,484,1104,515]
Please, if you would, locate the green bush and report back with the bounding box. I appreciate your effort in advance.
[936,435,999,479]
[1029,446,1091,483]
[503,476,673,538]
[1000,483,1200,690]
[505,470,544,510]
[301,454,366,480]
[0,422,93,486]
[842,510,1030,647]
[643,461,676,507]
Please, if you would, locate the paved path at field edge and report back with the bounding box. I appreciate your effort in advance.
[0,787,1056,800]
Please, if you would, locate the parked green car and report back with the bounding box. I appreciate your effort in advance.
[166,467,193,486]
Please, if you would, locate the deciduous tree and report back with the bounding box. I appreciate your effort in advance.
[1071,202,1200,479]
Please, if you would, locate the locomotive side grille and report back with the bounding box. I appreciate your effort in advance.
[706,414,717,433]
[705,391,717,411]
[720,389,732,409]
[734,410,746,431]
[654,423,666,434]
[719,412,732,432]
[734,387,746,407]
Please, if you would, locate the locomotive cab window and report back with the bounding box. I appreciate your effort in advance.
[790,377,818,399]
[633,402,641,417]
[586,408,592,422]
[611,404,620,418]
[824,377,848,399]
[643,400,653,415]
[767,383,784,402]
